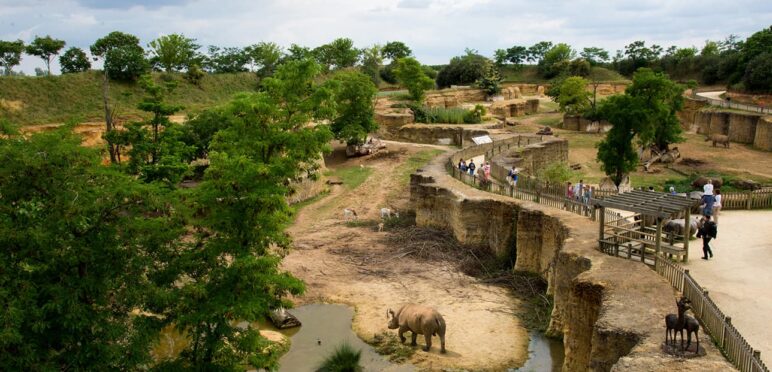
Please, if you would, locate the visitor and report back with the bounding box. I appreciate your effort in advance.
[468,159,476,176]
[482,161,491,180]
[574,180,583,201]
[713,190,722,223]
[583,185,592,205]
[567,182,574,199]
[702,180,715,216]
[648,186,655,192]
[508,166,519,187]
[697,215,718,260]
[669,186,676,195]
[458,158,465,170]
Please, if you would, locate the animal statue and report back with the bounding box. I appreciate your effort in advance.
[705,133,730,148]
[684,315,700,353]
[343,208,358,221]
[665,297,690,349]
[663,217,701,238]
[387,304,446,353]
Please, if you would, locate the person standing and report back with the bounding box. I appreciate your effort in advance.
[713,189,722,223]
[482,161,491,180]
[468,159,476,176]
[574,180,583,201]
[702,180,715,216]
[508,166,519,187]
[669,186,677,195]
[697,215,718,260]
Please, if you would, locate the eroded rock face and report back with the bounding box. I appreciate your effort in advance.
[490,99,540,118]
[689,109,771,150]
[424,88,487,108]
[409,143,736,372]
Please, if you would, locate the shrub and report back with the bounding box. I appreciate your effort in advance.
[394,57,435,102]
[742,52,772,93]
[316,343,362,372]
[436,51,490,88]
[409,104,483,124]
[184,63,205,86]
[537,162,577,185]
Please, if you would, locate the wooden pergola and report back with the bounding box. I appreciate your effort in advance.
[593,190,700,264]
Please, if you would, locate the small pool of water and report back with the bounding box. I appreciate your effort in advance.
[278,304,414,372]
[510,331,564,372]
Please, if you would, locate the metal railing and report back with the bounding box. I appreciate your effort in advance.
[692,94,772,115]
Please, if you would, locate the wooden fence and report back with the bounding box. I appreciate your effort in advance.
[445,136,769,372]
[656,257,769,372]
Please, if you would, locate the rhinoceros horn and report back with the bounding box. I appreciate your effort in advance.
[387,308,395,319]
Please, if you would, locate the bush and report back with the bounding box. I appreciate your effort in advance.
[436,52,490,88]
[316,343,362,372]
[184,63,205,86]
[409,104,483,124]
[537,162,577,185]
[742,52,772,93]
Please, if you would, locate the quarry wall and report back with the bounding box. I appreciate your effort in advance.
[677,98,772,151]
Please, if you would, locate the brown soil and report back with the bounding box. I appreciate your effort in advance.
[282,142,529,371]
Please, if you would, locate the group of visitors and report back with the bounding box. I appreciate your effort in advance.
[697,180,720,260]
[566,179,593,206]
[458,158,491,180]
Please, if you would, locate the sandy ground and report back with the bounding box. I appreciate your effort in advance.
[282,143,530,371]
[683,210,772,365]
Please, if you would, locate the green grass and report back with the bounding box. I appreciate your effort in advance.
[535,116,561,127]
[376,89,407,97]
[369,332,415,363]
[0,71,258,125]
[539,100,559,113]
[325,166,373,190]
[500,65,629,84]
[317,343,362,372]
[396,149,443,183]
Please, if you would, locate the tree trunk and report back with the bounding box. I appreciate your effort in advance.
[102,69,117,163]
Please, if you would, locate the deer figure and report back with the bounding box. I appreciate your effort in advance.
[664,297,690,350]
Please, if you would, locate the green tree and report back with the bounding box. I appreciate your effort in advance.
[435,50,490,88]
[284,43,313,62]
[0,39,24,75]
[580,47,609,65]
[25,35,66,75]
[314,38,360,71]
[360,45,383,86]
[527,41,553,63]
[743,52,772,92]
[204,46,249,73]
[476,60,502,96]
[91,31,147,81]
[165,60,333,369]
[394,57,435,102]
[59,47,91,73]
[555,76,591,115]
[596,94,644,187]
[0,126,182,370]
[382,41,412,62]
[701,40,720,56]
[148,33,200,73]
[739,26,772,65]
[495,45,528,68]
[539,43,575,78]
[245,42,283,79]
[327,71,378,145]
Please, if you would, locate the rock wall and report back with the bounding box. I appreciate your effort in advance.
[489,137,568,178]
[490,98,540,118]
[690,109,770,149]
[754,117,772,151]
[677,97,708,131]
[394,124,497,146]
[410,143,735,371]
[424,88,487,108]
[375,112,414,137]
[562,115,612,133]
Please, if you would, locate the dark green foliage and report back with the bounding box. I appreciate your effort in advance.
[743,52,772,92]
[59,47,91,74]
[476,60,502,96]
[245,42,283,79]
[25,35,66,75]
[317,343,362,372]
[183,63,205,86]
[91,31,148,81]
[0,126,182,370]
[327,71,378,145]
[538,43,575,78]
[204,46,249,73]
[382,41,412,62]
[379,63,398,84]
[555,76,591,115]
[360,45,383,86]
[436,51,490,88]
[0,39,24,75]
[580,47,610,65]
[313,38,361,71]
[410,104,483,124]
[494,45,528,68]
[394,57,435,102]
[597,95,645,187]
[527,41,553,63]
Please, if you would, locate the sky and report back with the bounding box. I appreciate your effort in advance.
[1,0,771,74]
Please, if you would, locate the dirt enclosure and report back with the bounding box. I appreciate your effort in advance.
[282,143,531,370]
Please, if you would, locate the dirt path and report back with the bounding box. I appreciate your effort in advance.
[682,210,772,365]
[282,143,530,370]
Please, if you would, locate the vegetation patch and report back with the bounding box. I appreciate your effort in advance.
[410,104,485,124]
[369,332,416,363]
[325,166,373,190]
[535,115,561,127]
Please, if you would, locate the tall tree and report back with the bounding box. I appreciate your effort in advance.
[91,31,147,162]
[59,47,91,73]
[527,41,553,63]
[555,76,592,115]
[25,35,66,75]
[360,44,383,85]
[164,59,334,369]
[382,41,412,62]
[147,33,200,73]
[203,46,249,73]
[394,57,435,102]
[313,38,360,71]
[596,94,645,187]
[539,43,575,78]
[0,39,24,75]
[327,70,378,145]
[580,47,609,65]
[0,125,182,370]
[245,42,283,79]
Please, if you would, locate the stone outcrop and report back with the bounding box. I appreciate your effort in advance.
[677,97,708,131]
[562,114,611,133]
[755,116,772,151]
[375,111,414,137]
[489,137,568,177]
[409,140,735,371]
[500,86,522,99]
[424,88,487,108]
[395,124,500,146]
[490,99,539,118]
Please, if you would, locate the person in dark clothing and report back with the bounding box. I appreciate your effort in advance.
[697,216,718,260]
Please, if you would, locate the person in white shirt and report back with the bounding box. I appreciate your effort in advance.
[713,189,722,223]
[703,180,714,195]
[701,180,715,216]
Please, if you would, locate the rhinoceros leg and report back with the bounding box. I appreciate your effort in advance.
[411,332,418,346]
[398,326,407,344]
[423,333,432,351]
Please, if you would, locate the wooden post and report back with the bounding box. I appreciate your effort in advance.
[723,317,731,349]
[655,217,663,257]
[598,206,606,247]
[684,206,691,262]
[746,190,752,210]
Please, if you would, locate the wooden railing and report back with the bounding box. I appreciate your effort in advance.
[445,135,769,372]
[656,258,769,372]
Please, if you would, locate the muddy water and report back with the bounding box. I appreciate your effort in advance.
[511,331,564,372]
[278,304,413,372]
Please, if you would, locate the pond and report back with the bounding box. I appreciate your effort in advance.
[510,331,564,372]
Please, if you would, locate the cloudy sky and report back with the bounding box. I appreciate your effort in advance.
[1,0,771,74]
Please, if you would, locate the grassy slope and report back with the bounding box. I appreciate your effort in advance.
[500,65,629,83]
[0,71,258,125]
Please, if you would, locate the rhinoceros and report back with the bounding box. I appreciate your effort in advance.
[663,217,701,238]
[387,304,446,353]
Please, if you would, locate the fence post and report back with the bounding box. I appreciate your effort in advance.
[683,269,689,296]
[701,289,708,317]
[723,317,731,349]
[746,190,752,210]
